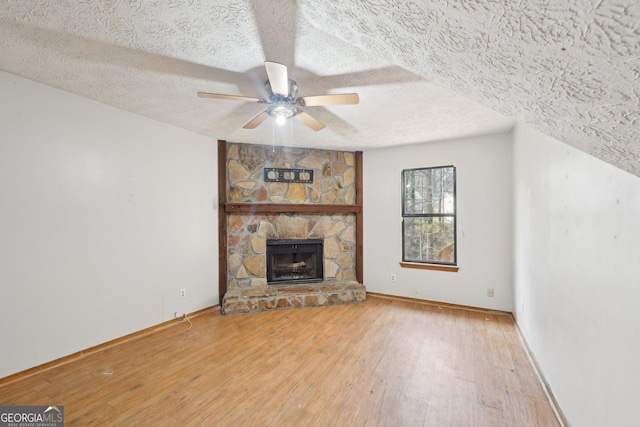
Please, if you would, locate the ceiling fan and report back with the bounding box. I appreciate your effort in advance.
[197,61,359,131]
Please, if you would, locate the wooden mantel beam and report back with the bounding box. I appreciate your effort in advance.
[225,203,361,214]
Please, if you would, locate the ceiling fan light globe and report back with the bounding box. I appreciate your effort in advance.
[267,105,296,123]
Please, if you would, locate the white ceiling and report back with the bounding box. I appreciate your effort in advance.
[0,1,638,175]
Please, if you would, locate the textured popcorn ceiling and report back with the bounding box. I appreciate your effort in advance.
[0,1,638,175]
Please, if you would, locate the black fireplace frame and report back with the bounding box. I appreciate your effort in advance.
[266,239,324,285]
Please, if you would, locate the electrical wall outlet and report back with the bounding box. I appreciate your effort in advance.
[487,288,494,297]
[180,288,186,298]
[391,274,396,282]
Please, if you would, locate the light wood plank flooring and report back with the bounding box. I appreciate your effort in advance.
[0,296,560,426]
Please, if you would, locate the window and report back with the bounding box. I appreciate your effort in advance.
[402,166,456,266]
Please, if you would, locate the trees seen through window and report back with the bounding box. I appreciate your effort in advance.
[402,166,456,265]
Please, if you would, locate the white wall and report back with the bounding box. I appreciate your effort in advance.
[363,133,513,311]
[0,72,218,378]
[512,123,640,427]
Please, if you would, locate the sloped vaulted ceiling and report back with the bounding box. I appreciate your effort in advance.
[299,0,639,175]
[0,0,638,176]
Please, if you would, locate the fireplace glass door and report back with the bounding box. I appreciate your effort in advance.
[266,239,323,284]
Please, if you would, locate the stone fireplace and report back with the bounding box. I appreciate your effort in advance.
[219,142,366,315]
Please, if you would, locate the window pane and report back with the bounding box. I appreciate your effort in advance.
[403,167,455,214]
[403,217,455,263]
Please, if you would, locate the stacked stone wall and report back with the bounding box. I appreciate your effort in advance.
[227,143,356,205]
[226,143,358,290]
[222,143,365,314]
[227,213,356,289]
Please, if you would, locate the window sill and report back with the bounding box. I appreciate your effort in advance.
[400,262,459,272]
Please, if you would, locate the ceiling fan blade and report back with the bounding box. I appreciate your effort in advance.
[243,110,270,129]
[264,61,289,96]
[299,93,359,107]
[253,2,297,70]
[295,111,326,131]
[197,92,265,103]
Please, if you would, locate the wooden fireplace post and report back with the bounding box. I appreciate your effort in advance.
[355,151,363,283]
[217,140,228,305]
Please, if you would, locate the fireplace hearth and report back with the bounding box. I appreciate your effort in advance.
[266,239,323,284]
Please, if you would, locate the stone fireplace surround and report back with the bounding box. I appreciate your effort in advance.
[219,141,366,315]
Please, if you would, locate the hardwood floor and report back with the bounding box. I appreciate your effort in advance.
[1,296,560,426]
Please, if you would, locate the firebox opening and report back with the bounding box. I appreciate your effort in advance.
[266,239,323,284]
